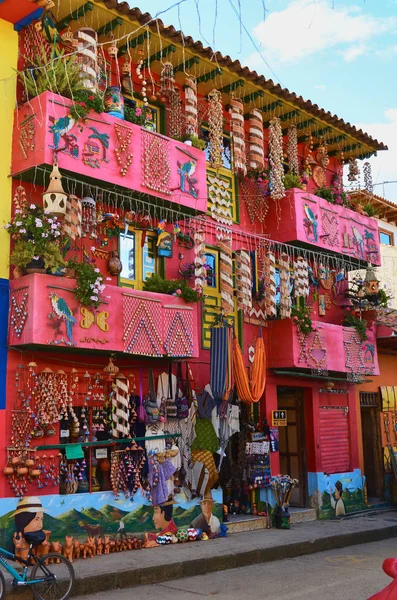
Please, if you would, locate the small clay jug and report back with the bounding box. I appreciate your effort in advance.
[108,250,122,276]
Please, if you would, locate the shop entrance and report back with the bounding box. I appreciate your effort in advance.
[360,393,382,500]
[277,387,308,507]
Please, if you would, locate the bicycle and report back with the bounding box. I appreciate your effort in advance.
[0,533,74,600]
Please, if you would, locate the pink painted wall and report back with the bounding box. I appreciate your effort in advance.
[266,188,381,265]
[9,274,199,358]
[12,92,208,214]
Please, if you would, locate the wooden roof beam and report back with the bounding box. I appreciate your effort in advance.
[118,31,151,57]
[96,17,123,38]
[143,44,177,68]
[260,99,283,113]
[242,90,264,104]
[196,68,223,84]
[174,56,200,73]
[219,79,245,94]
[57,1,94,32]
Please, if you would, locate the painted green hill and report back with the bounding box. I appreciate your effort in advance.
[83,507,107,522]
[122,505,153,532]
[100,504,130,523]
[58,508,96,525]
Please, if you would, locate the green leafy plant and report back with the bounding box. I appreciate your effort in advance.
[315,186,350,208]
[343,309,368,341]
[68,260,105,308]
[291,305,313,334]
[246,158,270,185]
[180,134,207,151]
[124,105,151,126]
[362,202,379,217]
[68,89,105,121]
[283,173,302,190]
[10,240,65,272]
[17,48,84,99]
[142,274,200,303]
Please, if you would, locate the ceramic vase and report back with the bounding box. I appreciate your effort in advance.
[104,86,125,119]
[108,250,122,275]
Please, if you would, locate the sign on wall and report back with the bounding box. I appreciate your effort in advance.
[272,410,287,427]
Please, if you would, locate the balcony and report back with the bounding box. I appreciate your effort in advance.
[11,92,207,213]
[266,188,381,265]
[9,274,199,358]
[267,318,379,375]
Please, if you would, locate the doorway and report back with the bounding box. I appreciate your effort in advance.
[360,401,382,500]
[277,387,308,507]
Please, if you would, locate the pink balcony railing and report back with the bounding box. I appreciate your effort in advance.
[267,318,379,375]
[9,274,199,358]
[12,92,207,213]
[266,188,381,265]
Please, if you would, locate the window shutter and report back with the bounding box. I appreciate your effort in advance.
[319,407,350,473]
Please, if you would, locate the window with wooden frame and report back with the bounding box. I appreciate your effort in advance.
[379,229,394,246]
[124,97,162,133]
[119,229,157,289]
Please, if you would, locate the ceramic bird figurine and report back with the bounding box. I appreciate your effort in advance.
[49,115,75,150]
[173,222,181,241]
[157,219,168,246]
[50,293,76,342]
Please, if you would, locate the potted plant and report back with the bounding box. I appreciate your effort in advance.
[283,173,303,190]
[6,204,66,274]
[180,134,207,151]
[142,274,200,303]
[68,260,105,308]
[343,309,368,341]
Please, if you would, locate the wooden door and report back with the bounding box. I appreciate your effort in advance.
[277,388,307,507]
[361,407,382,499]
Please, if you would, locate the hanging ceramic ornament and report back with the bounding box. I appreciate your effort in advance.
[121,55,133,95]
[279,253,291,319]
[166,88,183,140]
[264,251,277,317]
[230,98,246,176]
[160,62,175,93]
[207,89,224,170]
[194,229,206,294]
[347,158,359,182]
[81,196,97,238]
[248,109,264,170]
[104,34,124,120]
[235,249,252,314]
[363,161,373,193]
[294,257,310,298]
[269,117,285,201]
[287,126,299,176]
[42,162,68,217]
[112,374,130,438]
[184,77,198,137]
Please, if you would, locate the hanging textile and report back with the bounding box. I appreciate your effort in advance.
[248,109,264,170]
[63,195,82,241]
[112,376,130,437]
[230,98,247,176]
[287,126,300,176]
[184,77,198,137]
[294,256,310,298]
[269,117,285,201]
[279,252,291,319]
[194,229,206,294]
[235,249,252,314]
[233,335,266,404]
[207,89,224,170]
[218,237,234,314]
[210,326,228,401]
[264,251,277,317]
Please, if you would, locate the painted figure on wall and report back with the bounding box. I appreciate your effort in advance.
[14,497,46,545]
[177,159,198,198]
[144,500,177,547]
[191,491,221,536]
[330,481,346,517]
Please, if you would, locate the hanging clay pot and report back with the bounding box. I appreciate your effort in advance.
[11,456,21,466]
[30,468,40,478]
[65,266,76,279]
[45,426,56,437]
[108,250,122,276]
[17,466,28,476]
[25,458,35,467]
[3,465,14,477]
[32,426,44,439]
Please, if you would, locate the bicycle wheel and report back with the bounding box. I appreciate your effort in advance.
[0,569,5,600]
[30,553,74,600]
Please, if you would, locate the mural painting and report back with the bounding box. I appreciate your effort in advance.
[308,469,366,519]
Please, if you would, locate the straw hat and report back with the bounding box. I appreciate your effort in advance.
[13,497,44,517]
[199,491,215,504]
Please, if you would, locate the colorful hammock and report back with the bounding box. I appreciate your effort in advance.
[233,335,266,404]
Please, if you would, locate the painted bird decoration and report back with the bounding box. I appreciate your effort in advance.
[304,203,318,241]
[352,227,365,257]
[177,160,198,197]
[50,293,76,343]
[49,114,75,151]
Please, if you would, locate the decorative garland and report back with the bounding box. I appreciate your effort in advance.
[279,252,291,318]
[114,123,133,177]
[248,109,264,170]
[184,77,198,137]
[235,249,252,314]
[160,62,175,93]
[166,88,183,139]
[112,376,130,438]
[193,229,206,294]
[347,158,359,182]
[207,89,224,170]
[363,161,373,193]
[63,195,82,241]
[294,257,310,298]
[264,251,277,317]
[136,50,148,106]
[287,126,300,176]
[230,98,246,176]
[141,130,171,195]
[218,237,234,314]
[269,117,285,200]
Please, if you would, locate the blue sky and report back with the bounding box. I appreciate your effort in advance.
[130,0,397,201]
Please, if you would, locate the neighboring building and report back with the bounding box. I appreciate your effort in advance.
[0,0,388,544]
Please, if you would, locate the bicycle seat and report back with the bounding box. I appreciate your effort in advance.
[23,530,46,547]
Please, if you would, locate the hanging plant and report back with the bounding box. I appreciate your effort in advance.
[69,89,105,122]
[291,305,313,334]
[68,260,105,308]
[283,173,302,190]
[343,309,367,341]
[179,133,206,151]
[269,117,285,200]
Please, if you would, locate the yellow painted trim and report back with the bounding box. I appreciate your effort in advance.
[119,229,157,290]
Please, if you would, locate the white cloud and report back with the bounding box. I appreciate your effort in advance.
[342,44,368,63]
[314,84,326,90]
[347,109,397,203]
[251,0,396,64]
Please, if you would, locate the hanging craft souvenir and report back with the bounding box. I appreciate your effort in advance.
[230,98,246,176]
[363,161,373,193]
[136,49,148,106]
[347,158,359,182]
[194,229,206,294]
[218,237,234,314]
[112,374,130,438]
[233,334,266,404]
[294,257,310,298]
[269,117,285,201]
[166,88,183,140]
[248,109,264,170]
[235,249,252,314]
[160,62,175,93]
[82,196,97,238]
[156,219,173,258]
[264,251,277,317]
[279,253,291,319]
[42,162,68,217]
[63,195,82,240]
[184,77,198,137]
[287,126,299,176]
[76,27,98,91]
[207,89,224,170]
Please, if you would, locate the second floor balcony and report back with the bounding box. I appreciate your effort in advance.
[12,91,208,214]
[266,188,381,266]
[9,273,199,358]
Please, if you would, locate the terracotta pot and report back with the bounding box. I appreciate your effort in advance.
[65,267,76,279]
[45,426,56,437]
[30,469,40,477]
[4,466,14,477]
[25,459,34,467]
[108,251,122,276]
[17,466,28,476]
[26,257,46,274]
[11,456,20,466]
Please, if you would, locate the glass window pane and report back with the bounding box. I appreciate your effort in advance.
[205,253,216,287]
[120,232,135,281]
[142,237,156,281]
[380,231,392,245]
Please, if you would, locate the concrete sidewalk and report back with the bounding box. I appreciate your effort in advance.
[7,511,397,598]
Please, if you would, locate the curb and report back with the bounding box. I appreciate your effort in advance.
[6,523,397,598]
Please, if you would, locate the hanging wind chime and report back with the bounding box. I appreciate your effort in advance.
[248,109,264,170]
[264,250,277,317]
[82,196,97,238]
[63,195,82,240]
[287,126,300,176]
[363,161,373,193]
[184,77,198,137]
[269,117,285,201]
[279,253,292,319]
[230,98,247,176]
[42,162,68,217]
[207,89,224,170]
[194,229,206,294]
[294,256,310,298]
[76,27,98,91]
[347,158,359,182]
[235,249,252,314]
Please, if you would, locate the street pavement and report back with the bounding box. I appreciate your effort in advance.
[70,538,397,600]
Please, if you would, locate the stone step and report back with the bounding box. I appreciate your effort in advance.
[289,507,317,524]
[225,507,317,534]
